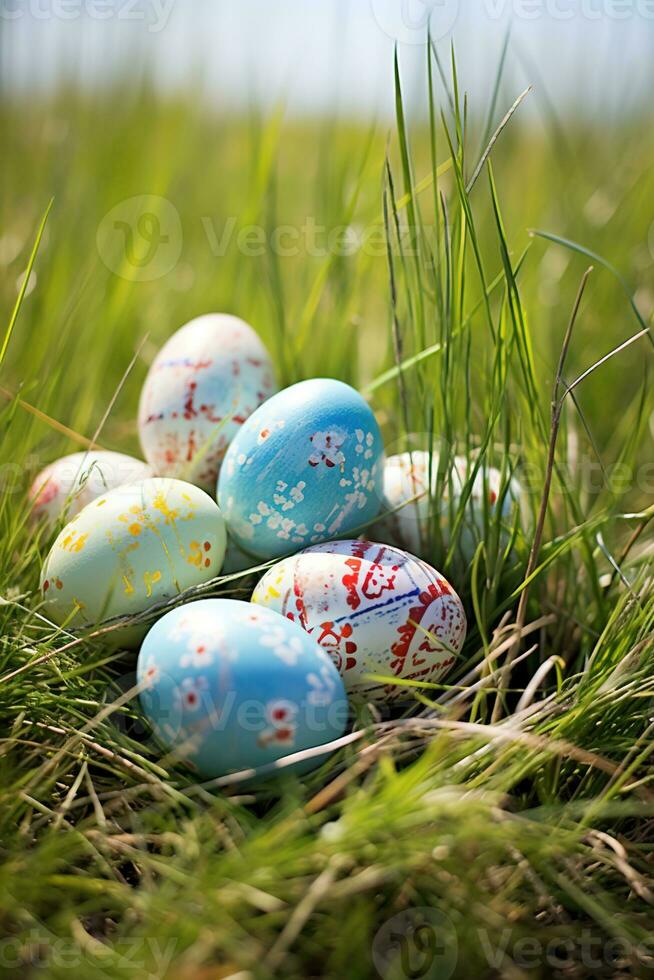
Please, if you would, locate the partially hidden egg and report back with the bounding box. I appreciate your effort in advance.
[137,598,348,780]
[40,478,226,645]
[138,313,277,490]
[372,451,524,565]
[217,378,385,560]
[251,539,466,703]
[29,450,153,525]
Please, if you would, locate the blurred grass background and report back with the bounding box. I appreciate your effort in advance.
[2,86,654,477]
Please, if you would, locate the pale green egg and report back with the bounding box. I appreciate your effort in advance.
[40,478,226,645]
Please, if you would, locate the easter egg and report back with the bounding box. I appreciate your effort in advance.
[217,378,385,560]
[29,450,153,525]
[251,539,466,703]
[372,452,523,565]
[137,598,348,780]
[40,478,226,645]
[138,314,277,490]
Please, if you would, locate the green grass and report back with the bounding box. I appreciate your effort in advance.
[1,48,654,978]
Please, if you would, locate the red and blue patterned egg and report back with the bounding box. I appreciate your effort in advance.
[251,539,466,704]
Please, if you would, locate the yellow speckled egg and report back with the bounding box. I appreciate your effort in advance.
[39,478,226,645]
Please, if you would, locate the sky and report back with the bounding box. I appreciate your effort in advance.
[2,0,654,118]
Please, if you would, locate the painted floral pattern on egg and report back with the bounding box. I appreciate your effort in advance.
[218,378,385,560]
[251,539,467,703]
[136,599,348,779]
[138,313,277,490]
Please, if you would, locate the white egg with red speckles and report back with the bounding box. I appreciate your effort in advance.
[29,451,153,525]
[39,478,226,646]
[138,314,277,490]
[251,539,466,703]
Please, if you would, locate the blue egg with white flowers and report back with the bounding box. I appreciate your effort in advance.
[217,378,385,560]
[137,598,348,781]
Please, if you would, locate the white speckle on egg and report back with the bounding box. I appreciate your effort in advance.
[252,539,466,703]
[138,313,277,490]
[29,451,153,525]
[217,378,385,560]
[40,478,227,645]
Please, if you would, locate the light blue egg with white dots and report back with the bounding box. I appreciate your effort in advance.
[137,598,348,780]
[217,378,385,560]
